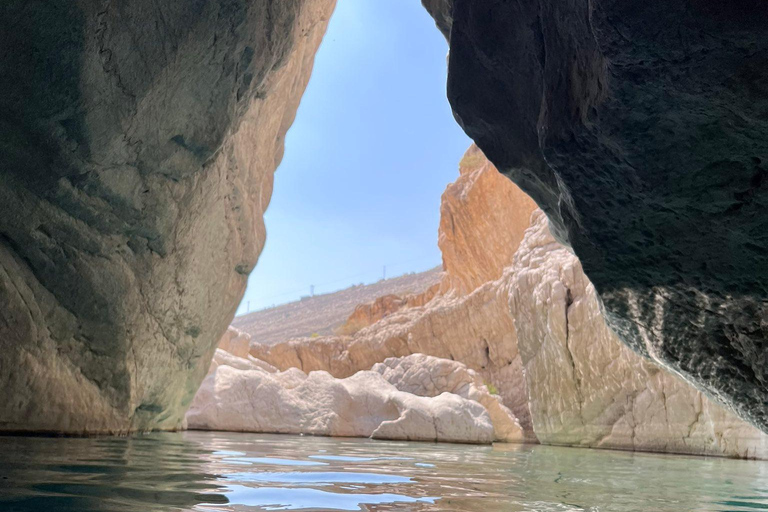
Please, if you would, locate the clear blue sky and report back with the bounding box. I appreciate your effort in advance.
[236,0,471,315]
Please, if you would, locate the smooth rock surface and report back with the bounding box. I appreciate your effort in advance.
[434,0,768,432]
[372,354,523,442]
[511,211,768,459]
[187,350,504,444]
[0,0,335,433]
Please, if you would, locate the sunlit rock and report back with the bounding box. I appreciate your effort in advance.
[372,354,524,442]
[511,211,768,459]
[218,327,252,360]
[186,350,503,444]
[251,147,538,436]
[0,0,335,433]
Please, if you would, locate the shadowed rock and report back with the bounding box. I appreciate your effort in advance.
[433,0,768,432]
[0,0,335,433]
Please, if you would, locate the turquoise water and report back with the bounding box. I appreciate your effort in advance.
[2,432,768,511]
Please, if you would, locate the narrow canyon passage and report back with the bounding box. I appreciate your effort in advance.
[2,0,768,510]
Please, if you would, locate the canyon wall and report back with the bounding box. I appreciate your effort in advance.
[251,146,539,436]
[250,147,768,458]
[0,0,335,433]
[431,0,768,432]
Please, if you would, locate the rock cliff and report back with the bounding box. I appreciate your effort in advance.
[430,0,768,432]
[512,211,768,458]
[251,147,768,458]
[0,0,335,433]
[251,146,538,435]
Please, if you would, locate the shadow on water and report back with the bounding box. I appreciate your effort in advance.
[2,431,768,511]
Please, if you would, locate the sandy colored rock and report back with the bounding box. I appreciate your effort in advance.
[186,350,498,444]
[251,148,537,436]
[0,0,335,433]
[218,327,252,360]
[510,211,768,459]
[339,285,440,335]
[372,354,523,442]
[438,144,538,294]
[251,280,533,437]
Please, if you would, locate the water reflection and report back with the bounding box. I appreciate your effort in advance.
[1,431,768,511]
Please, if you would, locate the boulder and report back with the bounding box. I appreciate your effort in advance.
[372,354,524,442]
[186,350,505,444]
[0,0,335,433]
[218,327,252,360]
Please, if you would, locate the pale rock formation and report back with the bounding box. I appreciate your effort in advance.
[510,211,768,459]
[251,281,534,437]
[251,147,537,436]
[187,350,504,444]
[0,1,335,433]
[372,354,523,442]
[438,144,538,294]
[218,327,252,360]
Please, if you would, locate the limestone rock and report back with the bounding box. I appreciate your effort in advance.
[218,327,252,360]
[372,354,523,442]
[339,285,440,335]
[438,144,537,294]
[251,146,538,436]
[186,350,499,444]
[431,0,768,432]
[511,211,768,459]
[251,279,534,437]
[0,0,335,433]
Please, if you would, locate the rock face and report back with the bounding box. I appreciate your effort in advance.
[433,1,768,432]
[187,350,519,444]
[0,1,335,433]
[251,149,538,436]
[512,211,768,459]
[372,354,523,443]
[251,147,768,458]
[217,327,252,360]
[439,144,538,294]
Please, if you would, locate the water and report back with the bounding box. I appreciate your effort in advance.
[2,432,768,512]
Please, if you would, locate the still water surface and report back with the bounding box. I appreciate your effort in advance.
[1,432,768,511]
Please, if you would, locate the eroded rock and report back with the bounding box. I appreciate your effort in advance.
[0,0,335,433]
[187,350,510,444]
[434,0,768,432]
[512,211,768,459]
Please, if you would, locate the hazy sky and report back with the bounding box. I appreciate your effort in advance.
[236,0,471,315]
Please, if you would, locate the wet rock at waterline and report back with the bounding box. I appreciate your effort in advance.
[186,349,521,444]
[0,0,335,433]
[433,1,768,432]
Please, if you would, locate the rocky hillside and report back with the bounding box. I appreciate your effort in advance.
[233,268,442,344]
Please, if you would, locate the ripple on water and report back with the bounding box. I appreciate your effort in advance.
[1,432,768,512]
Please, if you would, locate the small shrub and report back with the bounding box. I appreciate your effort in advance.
[485,382,499,395]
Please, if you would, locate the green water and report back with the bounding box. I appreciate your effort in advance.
[1,432,767,511]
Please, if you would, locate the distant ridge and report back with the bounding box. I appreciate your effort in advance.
[232,267,442,345]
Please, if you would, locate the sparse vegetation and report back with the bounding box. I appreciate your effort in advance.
[485,382,499,395]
